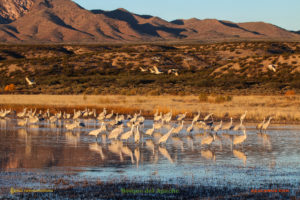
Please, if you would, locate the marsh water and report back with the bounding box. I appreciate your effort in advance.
[0,118,300,197]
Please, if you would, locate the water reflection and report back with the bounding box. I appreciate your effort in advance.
[1,119,300,190]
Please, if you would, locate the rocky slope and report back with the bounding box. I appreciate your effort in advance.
[0,0,299,43]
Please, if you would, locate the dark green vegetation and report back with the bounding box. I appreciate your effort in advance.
[0,41,300,95]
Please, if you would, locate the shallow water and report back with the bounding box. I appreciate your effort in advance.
[0,118,300,197]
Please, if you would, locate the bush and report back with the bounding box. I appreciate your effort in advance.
[214,95,233,103]
[4,84,15,92]
[199,93,208,102]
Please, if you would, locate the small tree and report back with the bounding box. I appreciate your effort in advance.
[4,84,15,92]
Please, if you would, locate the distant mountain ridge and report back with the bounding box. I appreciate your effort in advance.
[0,0,299,43]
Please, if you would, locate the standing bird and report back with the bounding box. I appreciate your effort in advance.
[261,117,273,132]
[172,121,184,135]
[134,126,140,143]
[213,120,222,132]
[176,112,187,121]
[222,117,233,131]
[192,111,200,123]
[186,121,194,134]
[108,124,124,140]
[256,117,266,131]
[145,124,155,136]
[240,111,248,122]
[88,122,106,140]
[120,125,135,141]
[233,129,247,145]
[158,128,174,144]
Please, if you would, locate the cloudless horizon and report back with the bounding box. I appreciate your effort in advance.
[72,0,300,31]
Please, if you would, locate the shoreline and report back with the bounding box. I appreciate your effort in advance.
[0,94,299,123]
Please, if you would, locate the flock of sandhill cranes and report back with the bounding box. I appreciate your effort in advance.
[0,107,273,148]
[140,65,179,76]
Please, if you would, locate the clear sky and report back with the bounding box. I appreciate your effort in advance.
[72,0,300,31]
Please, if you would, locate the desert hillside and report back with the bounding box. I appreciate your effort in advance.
[0,0,299,43]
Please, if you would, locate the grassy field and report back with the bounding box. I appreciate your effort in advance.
[0,94,299,123]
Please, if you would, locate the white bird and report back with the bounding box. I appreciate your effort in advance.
[139,67,147,72]
[176,112,187,121]
[186,121,194,134]
[256,117,266,131]
[233,129,247,145]
[158,128,174,144]
[192,111,200,123]
[134,126,140,143]
[105,110,114,119]
[120,125,134,141]
[25,77,36,86]
[88,122,106,139]
[17,118,28,126]
[152,65,163,75]
[145,124,155,136]
[213,120,222,132]
[240,111,247,122]
[222,117,233,131]
[201,133,215,145]
[268,64,277,72]
[261,117,273,132]
[108,124,124,140]
[173,121,184,135]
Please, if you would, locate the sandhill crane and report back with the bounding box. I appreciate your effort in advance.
[66,120,85,131]
[158,128,174,144]
[139,67,147,72]
[173,121,184,135]
[186,121,194,134]
[233,119,245,131]
[152,65,163,75]
[17,108,27,118]
[145,124,155,136]
[222,117,233,131]
[105,110,114,119]
[268,64,277,72]
[17,118,28,126]
[192,111,200,123]
[134,126,140,143]
[168,69,179,76]
[256,117,266,131]
[240,111,247,122]
[120,125,134,141]
[204,113,213,121]
[25,77,36,86]
[176,112,187,121]
[97,108,107,121]
[108,124,124,140]
[154,112,162,121]
[88,122,107,140]
[201,133,215,145]
[213,120,222,132]
[233,129,247,145]
[261,117,273,132]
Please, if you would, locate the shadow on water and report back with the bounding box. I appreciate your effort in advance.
[0,119,300,198]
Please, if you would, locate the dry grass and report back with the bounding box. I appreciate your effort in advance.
[0,95,299,123]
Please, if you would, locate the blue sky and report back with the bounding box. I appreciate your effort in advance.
[73,0,300,31]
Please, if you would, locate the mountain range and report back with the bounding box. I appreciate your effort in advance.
[0,0,299,43]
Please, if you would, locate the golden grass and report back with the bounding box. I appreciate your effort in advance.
[0,95,299,123]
